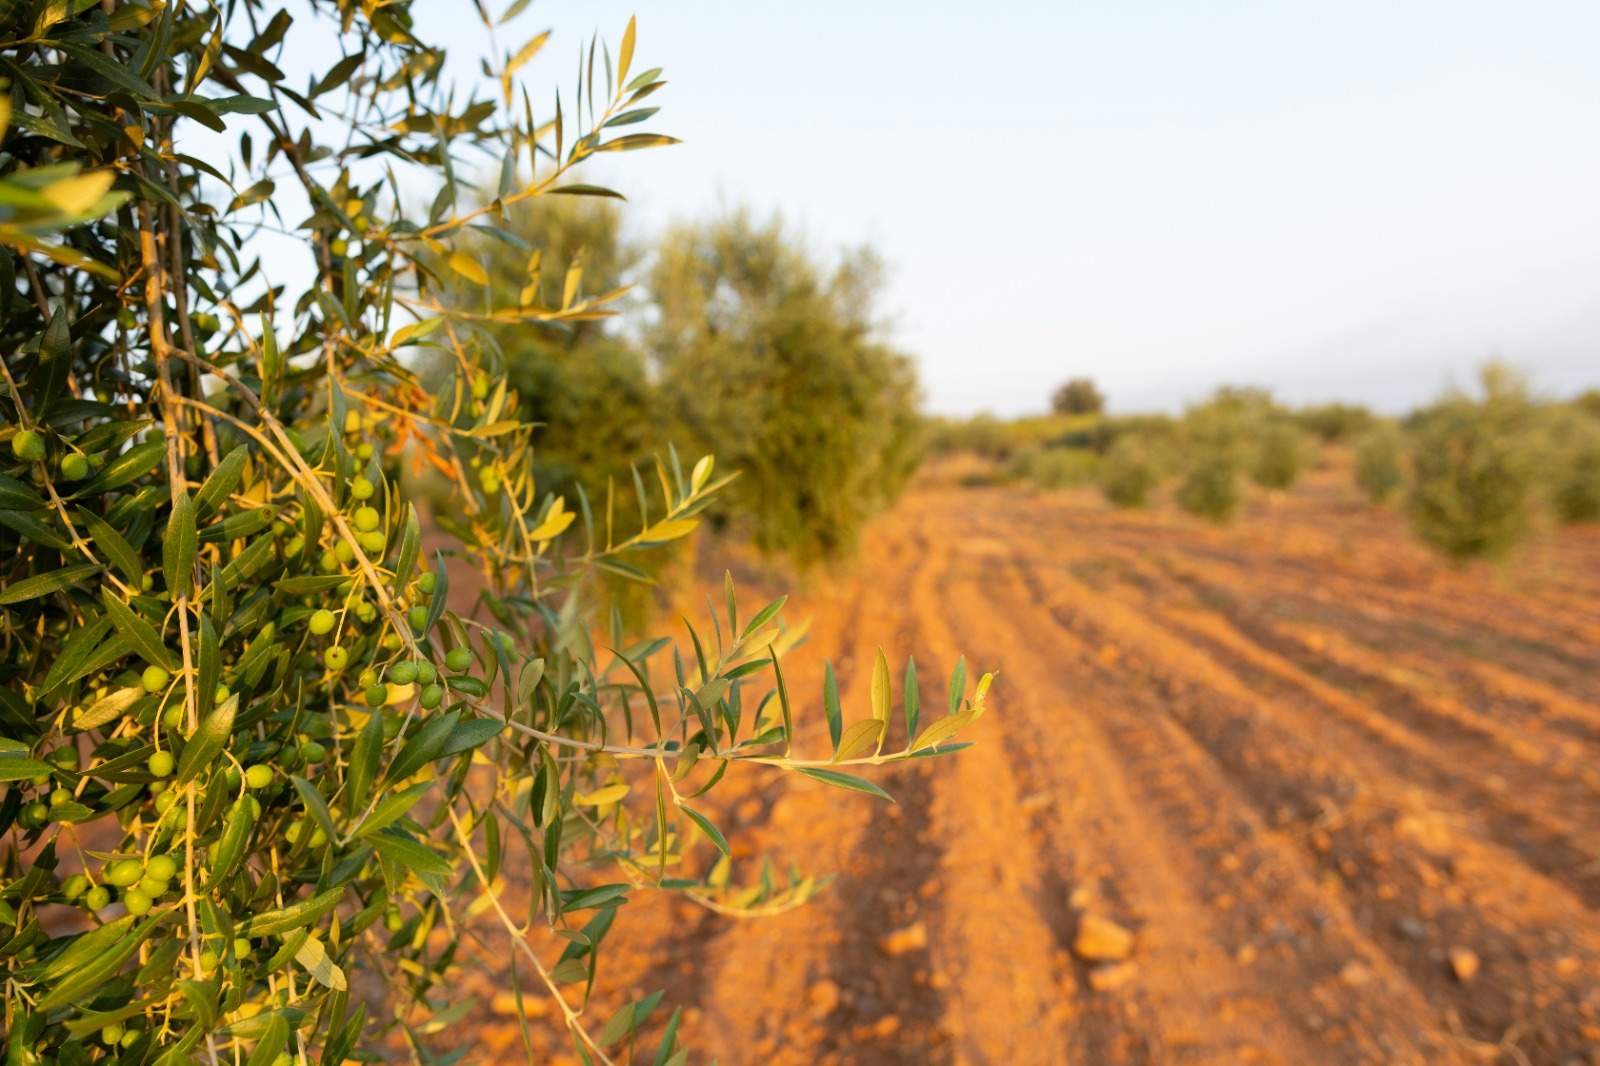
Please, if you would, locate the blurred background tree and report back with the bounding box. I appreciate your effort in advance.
[1353,422,1407,505]
[1051,376,1105,416]
[648,211,922,563]
[1407,363,1538,560]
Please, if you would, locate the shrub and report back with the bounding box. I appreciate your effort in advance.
[649,212,922,563]
[1099,438,1163,508]
[0,10,987,1064]
[1550,409,1600,524]
[1051,377,1105,416]
[1407,364,1538,559]
[1249,421,1311,491]
[1177,454,1242,522]
[1352,423,1407,504]
[1008,446,1100,489]
[1294,402,1375,442]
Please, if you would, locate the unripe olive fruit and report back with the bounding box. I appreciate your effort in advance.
[11,429,45,462]
[199,948,218,971]
[50,788,70,807]
[147,751,174,778]
[48,746,78,770]
[106,859,143,887]
[308,609,336,636]
[359,667,379,688]
[145,854,177,881]
[365,683,388,707]
[319,549,341,573]
[419,684,443,710]
[154,790,179,814]
[381,633,403,651]
[301,740,328,763]
[234,938,253,959]
[350,475,375,500]
[244,764,273,790]
[101,1023,124,1046]
[59,453,89,479]
[137,874,169,897]
[416,572,436,595]
[385,910,404,932]
[324,646,349,671]
[445,647,472,672]
[408,605,428,632]
[478,468,501,494]
[62,873,89,898]
[356,442,374,460]
[415,661,437,685]
[390,661,417,685]
[20,801,48,828]
[123,887,152,915]
[141,665,171,693]
[343,410,362,435]
[161,703,183,729]
[354,601,376,623]
[353,506,380,532]
[85,885,110,911]
[334,540,355,565]
[215,684,230,703]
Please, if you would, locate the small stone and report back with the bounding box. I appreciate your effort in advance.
[1338,960,1373,987]
[1449,947,1480,983]
[879,922,928,957]
[807,979,841,1017]
[1088,962,1138,992]
[1073,915,1135,962]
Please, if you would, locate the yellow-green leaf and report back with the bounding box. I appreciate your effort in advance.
[448,251,488,286]
[575,783,629,806]
[833,719,884,763]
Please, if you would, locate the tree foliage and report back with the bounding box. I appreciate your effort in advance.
[1352,422,1406,505]
[1099,437,1162,508]
[1248,420,1310,491]
[1050,377,1103,416]
[0,6,987,1063]
[648,212,922,563]
[1407,364,1538,559]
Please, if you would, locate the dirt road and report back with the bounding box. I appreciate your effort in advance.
[462,468,1600,1065]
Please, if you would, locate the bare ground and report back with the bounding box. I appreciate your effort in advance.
[448,464,1600,1065]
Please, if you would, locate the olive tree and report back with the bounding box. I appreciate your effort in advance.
[0,5,988,1064]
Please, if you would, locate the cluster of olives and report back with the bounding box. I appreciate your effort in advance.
[8,426,103,480]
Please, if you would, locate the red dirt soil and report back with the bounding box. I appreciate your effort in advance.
[444,465,1600,1065]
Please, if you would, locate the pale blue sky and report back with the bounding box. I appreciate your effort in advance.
[405,4,1598,413]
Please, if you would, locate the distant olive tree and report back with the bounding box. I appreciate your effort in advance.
[1249,421,1310,491]
[649,212,922,562]
[1051,377,1105,416]
[1550,408,1600,524]
[1353,422,1407,505]
[1099,438,1163,508]
[1407,364,1538,559]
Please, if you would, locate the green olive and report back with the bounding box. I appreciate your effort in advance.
[62,874,89,898]
[145,854,177,881]
[137,874,169,897]
[11,429,45,462]
[415,661,437,685]
[85,885,110,911]
[358,530,385,554]
[324,646,349,671]
[59,453,89,479]
[244,764,273,790]
[419,684,443,710]
[389,661,417,685]
[445,647,472,672]
[408,605,428,633]
[141,665,171,693]
[122,887,152,916]
[416,572,436,595]
[147,750,174,778]
[350,475,375,500]
[353,506,380,532]
[106,859,144,887]
[308,608,336,636]
[101,1023,124,1046]
[365,683,388,707]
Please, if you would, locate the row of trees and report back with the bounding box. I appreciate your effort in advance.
[464,202,922,565]
[944,372,1600,562]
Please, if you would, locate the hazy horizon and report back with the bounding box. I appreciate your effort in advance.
[400,2,1598,416]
